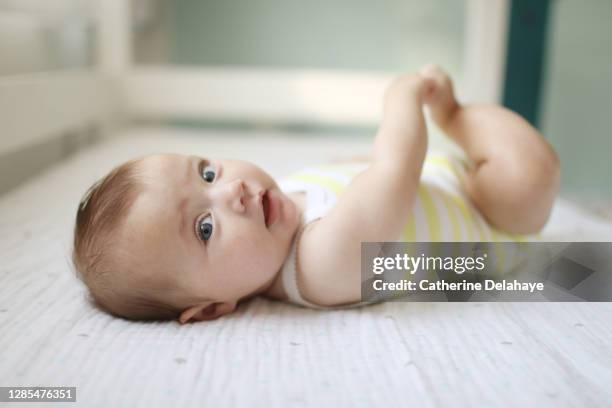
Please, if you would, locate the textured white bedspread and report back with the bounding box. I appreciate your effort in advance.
[1,127,611,408]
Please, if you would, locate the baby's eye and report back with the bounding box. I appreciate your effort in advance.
[202,164,216,183]
[197,215,214,242]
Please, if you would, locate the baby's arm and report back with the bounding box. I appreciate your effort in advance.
[297,74,431,306]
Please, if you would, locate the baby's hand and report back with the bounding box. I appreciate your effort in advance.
[384,72,435,105]
[418,64,459,126]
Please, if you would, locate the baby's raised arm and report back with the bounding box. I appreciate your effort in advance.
[297,73,431,306]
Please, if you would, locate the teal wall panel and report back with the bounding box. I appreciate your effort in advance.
[541,1,612,199]
[170,0,465,73]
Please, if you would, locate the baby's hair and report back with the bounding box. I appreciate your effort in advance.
[72,158,181,321]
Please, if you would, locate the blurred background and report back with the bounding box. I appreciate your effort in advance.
[0,0,611,213]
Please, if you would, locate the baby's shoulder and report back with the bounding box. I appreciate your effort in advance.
[292,217,362,307]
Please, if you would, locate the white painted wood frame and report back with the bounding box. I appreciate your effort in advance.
[119,67,392,126]
[462,0,510,104]
[0,0,125,156]
[0,0,510,156]
[0,70,111,156]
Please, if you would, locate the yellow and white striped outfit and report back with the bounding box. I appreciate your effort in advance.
[279,153,538,308]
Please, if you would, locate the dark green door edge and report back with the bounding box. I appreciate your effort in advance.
[503,0,553,129]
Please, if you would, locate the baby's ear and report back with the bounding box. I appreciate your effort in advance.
[178,301,237,324]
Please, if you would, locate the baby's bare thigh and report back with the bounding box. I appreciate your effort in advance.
[463,129,560,234]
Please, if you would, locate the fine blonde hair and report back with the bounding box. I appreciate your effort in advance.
[72,158,183,321]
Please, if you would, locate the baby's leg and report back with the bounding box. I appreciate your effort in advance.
[421,65,560,235]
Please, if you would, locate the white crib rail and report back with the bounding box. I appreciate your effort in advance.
[0,70,111,156]
[120,66,392,126]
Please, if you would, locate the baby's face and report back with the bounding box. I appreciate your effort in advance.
[124,154,300,316]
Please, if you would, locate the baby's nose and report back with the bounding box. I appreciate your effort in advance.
[213,179,246,213]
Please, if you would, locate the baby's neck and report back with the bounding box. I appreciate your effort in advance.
[260,191,307,301]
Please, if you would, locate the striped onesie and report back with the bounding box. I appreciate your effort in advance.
[278,153,537,308]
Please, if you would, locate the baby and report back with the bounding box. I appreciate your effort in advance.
[72,65,559,322]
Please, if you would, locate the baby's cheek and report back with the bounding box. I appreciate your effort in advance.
[238,248,277,277]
